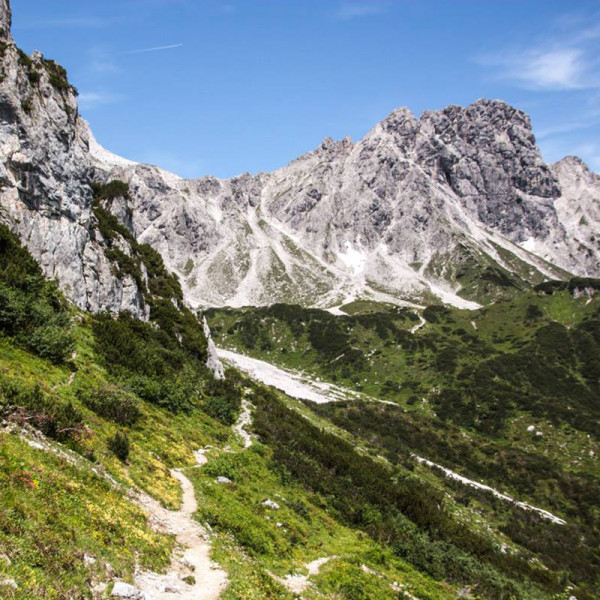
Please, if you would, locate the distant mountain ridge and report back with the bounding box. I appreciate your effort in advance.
[0,0,598,314]
[87,100,600,310]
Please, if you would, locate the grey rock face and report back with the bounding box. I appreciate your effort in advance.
[203,317,224,380]
[0,0,10,41]
[94,98,597,310]
[550,156,600,275]
[0,19,148,317]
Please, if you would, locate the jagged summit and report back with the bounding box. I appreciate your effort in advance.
[89,95,597,310]
[0,0,598,313]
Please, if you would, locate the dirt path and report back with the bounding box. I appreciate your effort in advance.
[233,398,253,448]
[8,398,260,600]
[272,556,337,595]
[133,459,228,599]
[131,395,255,598]
[409,314,426,334]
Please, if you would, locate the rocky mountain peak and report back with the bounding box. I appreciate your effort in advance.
[554,155,591,172]
[0,0,11,42]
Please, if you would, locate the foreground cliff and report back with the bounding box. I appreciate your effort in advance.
[0,0,147,317]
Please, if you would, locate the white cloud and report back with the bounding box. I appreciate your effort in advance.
[477,10,600,92]
[519,49,587,90]
[536,117,600,140]
[78,91,120,109]
[480,48,593,91]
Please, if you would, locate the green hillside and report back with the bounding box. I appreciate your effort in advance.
[0,222,598,599]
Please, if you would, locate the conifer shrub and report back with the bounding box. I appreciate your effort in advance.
[108,430,130,462]
[0,223,74,363]
[78,385,141,426]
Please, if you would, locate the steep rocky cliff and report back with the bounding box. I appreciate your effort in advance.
[1,0,598,312]
[0,0,147,317]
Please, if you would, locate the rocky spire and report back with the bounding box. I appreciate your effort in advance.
[0,0,11,42]
[203,317,225,380]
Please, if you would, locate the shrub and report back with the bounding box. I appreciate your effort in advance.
[42,58,74,94]
[27,324,75,363]
[21,97,33,114]
[91,180,130,201]
[0,378,83,441]
[108,431,130,462]
[0,224,74,363]
[202,378,242,425]
[423,305,452,323]
[525,303,544,322]
[78,385,141,426]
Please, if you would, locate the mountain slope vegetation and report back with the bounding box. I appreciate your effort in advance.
[207,290,600,600]
[1,180,597,600]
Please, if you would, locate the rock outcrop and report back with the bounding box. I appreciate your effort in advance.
[203,317,225,380]
[0,0,147,317]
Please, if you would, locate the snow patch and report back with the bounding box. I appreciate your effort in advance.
[337,241,367,275]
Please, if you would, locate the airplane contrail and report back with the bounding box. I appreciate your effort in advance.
[125,43,184,54]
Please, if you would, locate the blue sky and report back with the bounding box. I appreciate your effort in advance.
[11,0,600,178]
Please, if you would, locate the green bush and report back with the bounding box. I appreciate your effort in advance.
[91,180,130,201]
[41,58,76,94]
[78,385,141,426]
[0,377,83,441]
[0,224,74,363]
[108,431,130,462]
[202,378,242,425]
[27,324,75,363]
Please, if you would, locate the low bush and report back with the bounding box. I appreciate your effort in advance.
[202,378,242,425]
[0,377,83,441]
[78,385,141,426]
[108,430,130,462]
[0,224,74,363]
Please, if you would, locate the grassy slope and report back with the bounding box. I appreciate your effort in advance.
[0,321,460,600]
[1,206,598,599]
[207,290,600,599]
[0,223,457,600]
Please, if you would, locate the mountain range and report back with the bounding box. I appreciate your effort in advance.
[1,0,598,317]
